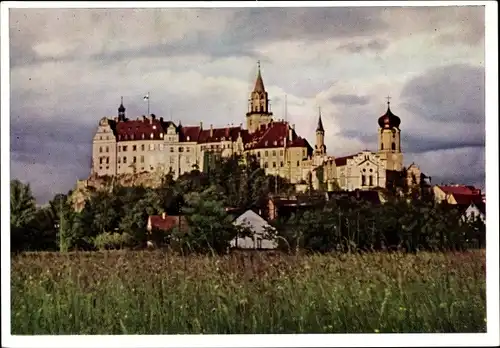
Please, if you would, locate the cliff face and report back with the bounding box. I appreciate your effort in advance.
[70,171,166,212]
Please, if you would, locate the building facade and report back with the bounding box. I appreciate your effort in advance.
[90,63,413,191]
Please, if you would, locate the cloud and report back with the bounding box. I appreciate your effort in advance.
[329,94,370,106]
[400,64,485,124]
[337,39,389,53]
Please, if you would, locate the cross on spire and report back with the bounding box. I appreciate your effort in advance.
[257,60,261,71]
[386,95,392,106]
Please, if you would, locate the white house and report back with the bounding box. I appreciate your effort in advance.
[231,210,278,249]
[464,202,486,222]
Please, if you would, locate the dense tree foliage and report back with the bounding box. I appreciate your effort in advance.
[10,157,485,254]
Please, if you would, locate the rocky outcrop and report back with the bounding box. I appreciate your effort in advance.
[70,171,166,212]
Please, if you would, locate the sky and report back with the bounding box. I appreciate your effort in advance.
[7,4,486,204]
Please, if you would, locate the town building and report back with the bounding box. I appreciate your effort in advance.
[90,63,423,192]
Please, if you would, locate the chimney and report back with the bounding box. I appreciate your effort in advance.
[200,121,203,130]
[240,123,243,128]
[162,212,166,219]
[142,115,146,122]
[210,124,214,137]
[160,117,164,123]
[289,127,293,141]
[292,124,295,130]
[225,127,230,137]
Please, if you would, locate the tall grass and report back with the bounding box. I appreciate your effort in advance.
[11,250,486,334]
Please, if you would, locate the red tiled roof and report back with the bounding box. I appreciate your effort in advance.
[178,126,201,142]
[149,215,189,231]
[452,193,483,205]
[245,122,313,151]
[439,185,482,196]
[197,126,243,144]
[334,154,357,166]
[116,118,165,141]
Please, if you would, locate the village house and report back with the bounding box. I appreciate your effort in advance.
[230,210,277,250]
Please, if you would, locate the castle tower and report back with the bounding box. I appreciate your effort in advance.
[246,61,273,133]
[118,96,126,121]
[377,97,403,171]
[315,107,326,155]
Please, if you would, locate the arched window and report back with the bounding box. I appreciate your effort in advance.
[361,175,366,186]
[369,175,373,186]
[99,147,102,153]
[392,142,396,151]
[381,143,384,150]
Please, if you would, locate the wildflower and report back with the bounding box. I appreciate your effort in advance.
[374,329,380,333]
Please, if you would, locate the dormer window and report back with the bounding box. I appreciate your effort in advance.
[142,133,145,139]
[274,141,277,146]
[153,125,157,130]
[187,136,190,141]
[265,141,268,146]
[150,133,154,139]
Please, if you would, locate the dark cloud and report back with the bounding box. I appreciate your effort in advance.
[330,94,370,106]
[10,117,94,174]
[401,64,485,124]
[337,39,389,53]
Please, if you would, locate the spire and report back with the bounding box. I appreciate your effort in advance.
[253,60,265,93]
[118,96,125,112]
[316,106,324,132]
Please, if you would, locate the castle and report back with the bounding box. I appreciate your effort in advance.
[91,63,423,192]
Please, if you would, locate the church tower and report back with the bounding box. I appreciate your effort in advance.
[377,97,403,171]
[315,107,326,155]
[246,61,273,133]
[118,96,126,121]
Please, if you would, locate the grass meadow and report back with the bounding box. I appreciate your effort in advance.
[11,250,486,334]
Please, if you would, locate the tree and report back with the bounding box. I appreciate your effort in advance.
[10,180,37,252]
[176,187,242,254]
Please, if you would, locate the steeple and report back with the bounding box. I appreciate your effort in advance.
[253,60,265,93]
[315,106,326,155]
[316,107,324,133]
[118,96,126,120]
[246,61,273,133]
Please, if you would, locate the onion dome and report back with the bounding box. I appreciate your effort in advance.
[118,96,126,113]
[378,99,401,129]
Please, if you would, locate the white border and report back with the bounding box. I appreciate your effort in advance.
[1,1,498,347]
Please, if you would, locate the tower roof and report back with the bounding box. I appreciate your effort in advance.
[118,96,125,113]
[316,107,324,132]
[377,97,401,129]
[253,61,266,93]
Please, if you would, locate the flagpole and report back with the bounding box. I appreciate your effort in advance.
[148,91,150,116]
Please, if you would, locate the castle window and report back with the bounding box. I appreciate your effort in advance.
[106,166,109,170]
[160,133,163,139]
[297,161,300,167]
[170,147,174,153]
[99,147,102,153]
[99,157,103,164]
[153,125,157,130]
[370,169,373,173]
[186,147,190,153]
[150,133,154,139]
[392,142,396,150]
[170,157,175,164]
[179,147,184,152]
[118,146,121,152]
[362,175,366,186]
[106,157,109,164]
[142,133,145,139]
[133,156,137,163]
[140,156,144,163]
[381,143,384,150]
[123,146,128,152]
[265,150,268,156]
[280,161,284,167]
[264,162,268,168]
[118,157,121,164]
[123,157,127,164]
[141,144,145,151]
[257,152,261,158]
[369,175,373,186]
[303,150,306,157]
[159,144,164,151]
[280,150,284,156]
[265,141,268,146]
[273,162,276,168]
[274,141,277,146]
[150,144,155,151]
[272,150,276,156]
[133,145,137,151]
[131,134,134,140]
